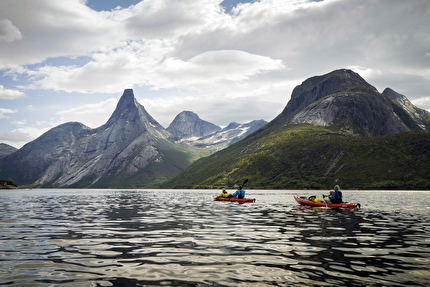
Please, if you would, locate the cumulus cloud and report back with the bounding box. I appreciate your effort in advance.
[0,85,27,99]
[0,19,23,42]
[151,50,285,89]
[0,1,123,69]
[21,47,284,93]
[56,98,118,128]
[124,0,228,39]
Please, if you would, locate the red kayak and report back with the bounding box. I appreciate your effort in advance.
[294,195,359,209]
[214,197,255,203]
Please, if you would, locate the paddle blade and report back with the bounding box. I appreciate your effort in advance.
[243,178,248,185]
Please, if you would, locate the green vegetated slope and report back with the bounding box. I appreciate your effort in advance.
[163,124,430,190]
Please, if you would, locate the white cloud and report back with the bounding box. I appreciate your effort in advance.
[0,108,17,119]
[0,126,50,148]
[141,92,283,128]
[11,119,26,125]
[412,97,430,112]
[124,0,228,39]
[150,50,285,89]
[19,40,170,93]
[20,48,284,94]
[0,130,35,149]
[0,1,123,69]
[0,85,27,99]
[0,19,23,42]
[56,98,118,128]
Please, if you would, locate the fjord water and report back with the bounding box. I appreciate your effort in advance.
[1,190,429,287]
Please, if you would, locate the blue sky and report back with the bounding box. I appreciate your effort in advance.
[1,0,430,148]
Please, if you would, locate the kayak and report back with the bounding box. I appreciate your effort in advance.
[294,195,359,209]
[214,197,255,203]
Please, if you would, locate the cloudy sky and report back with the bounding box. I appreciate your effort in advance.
[1,0,429,148]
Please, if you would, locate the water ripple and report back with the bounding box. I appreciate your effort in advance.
[0,189,429,286]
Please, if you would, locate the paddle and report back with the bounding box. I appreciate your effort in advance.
[243,178,248,186]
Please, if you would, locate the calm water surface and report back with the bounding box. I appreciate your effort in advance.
[0,189,429,286]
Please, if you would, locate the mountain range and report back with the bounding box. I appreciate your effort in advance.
[0,90,266,188]
[163,69,430,190]
[1,69,429,189]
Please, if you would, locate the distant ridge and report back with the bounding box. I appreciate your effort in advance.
[0,143,17,158]
[167,111,221,139]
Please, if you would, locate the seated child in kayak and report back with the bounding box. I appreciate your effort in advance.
[217,189,234,198]
[320,190,334,203]
[308,195,325,203]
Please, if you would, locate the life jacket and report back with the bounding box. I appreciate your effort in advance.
[330,190,343,203]
[308,196,324,202]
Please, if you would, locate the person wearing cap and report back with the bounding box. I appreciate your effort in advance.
[231,185,246,199]
[328,185,343,203]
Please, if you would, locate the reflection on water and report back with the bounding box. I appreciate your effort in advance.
[0,189,429,286]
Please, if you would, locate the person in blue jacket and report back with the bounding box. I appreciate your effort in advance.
[232,185,245,199]
[328,185,343,203]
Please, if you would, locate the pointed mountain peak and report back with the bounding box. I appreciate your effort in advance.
[105,89,144,125]
[103,89,170,138]
[115,88,138,112]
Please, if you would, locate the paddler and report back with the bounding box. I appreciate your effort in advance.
[231,185,246,199]
[324,185,343,203]
[217,189,234,198]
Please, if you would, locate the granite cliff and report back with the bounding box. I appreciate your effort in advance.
[273,69,430,136]
[0,89,199,188]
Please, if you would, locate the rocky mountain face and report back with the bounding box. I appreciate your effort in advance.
[166,111,267,154]
[382,88,430,132]
[276,69,428,136]
[0,143,17,158]
[185,120,267,153]
[163,69,430,190]
[167,111,221,139]
[0,89,199,188]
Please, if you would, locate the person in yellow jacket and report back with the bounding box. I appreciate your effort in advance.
[308,195,325,203]
[217,189,234,198]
